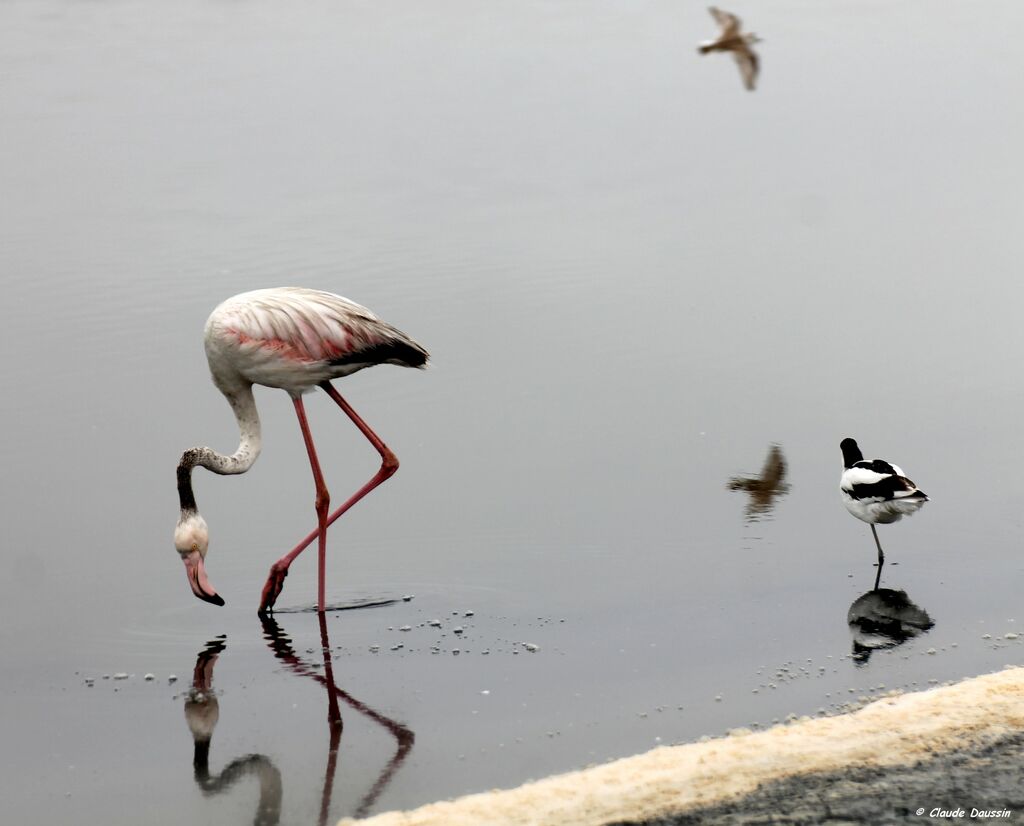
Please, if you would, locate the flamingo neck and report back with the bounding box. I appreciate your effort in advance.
[178,384,263,513]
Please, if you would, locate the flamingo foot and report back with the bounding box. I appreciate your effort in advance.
[259,564,289,614]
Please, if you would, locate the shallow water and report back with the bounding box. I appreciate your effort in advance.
[3,1,1024,823]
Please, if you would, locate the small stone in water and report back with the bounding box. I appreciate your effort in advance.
[390,644,403,651]
[113,673,129,681]
[399,625,412,632]
[465,610,475,617]
[428,619,442,628]
[168,675,178,684]
[1005,632,1019,640]
[523,643,539,652]
[452,648,461,655]
[453,626,464,634]
[402,595,414,601]
[369,645,380,653]
[144,674,155,682]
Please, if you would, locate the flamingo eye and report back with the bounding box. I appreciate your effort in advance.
[191,543,199,552]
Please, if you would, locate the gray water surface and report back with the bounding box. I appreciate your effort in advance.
[3,2,1024,824]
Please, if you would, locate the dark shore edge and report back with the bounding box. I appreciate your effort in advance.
[614,732,1024,825]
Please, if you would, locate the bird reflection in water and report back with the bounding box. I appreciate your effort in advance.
[260,612,415,823]
[727,443,790,522]
[184,637,283,826]
[847,561,934,665]
[183,617,413,825]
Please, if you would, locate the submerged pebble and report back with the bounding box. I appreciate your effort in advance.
[113,673,129,681]
[144,674,155,682]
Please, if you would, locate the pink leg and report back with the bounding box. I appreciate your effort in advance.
[290,395,331,612]
[259,383,399,613]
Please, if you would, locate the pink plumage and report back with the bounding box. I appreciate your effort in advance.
[175,287,427,613]
[205,287,427,396]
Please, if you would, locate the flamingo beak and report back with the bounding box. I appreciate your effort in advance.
[183,550,225,606]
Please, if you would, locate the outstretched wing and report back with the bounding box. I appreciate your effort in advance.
[733,45,759,90]
[709,7,741,36]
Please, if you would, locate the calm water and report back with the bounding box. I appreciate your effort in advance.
[3,2,1024,823]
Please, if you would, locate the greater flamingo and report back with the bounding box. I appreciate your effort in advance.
[174,288,428,613]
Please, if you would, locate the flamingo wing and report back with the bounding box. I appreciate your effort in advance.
[207,288,427,393]
[218,288,419,364]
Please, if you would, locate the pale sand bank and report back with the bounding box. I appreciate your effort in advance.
[339,666,1024,826]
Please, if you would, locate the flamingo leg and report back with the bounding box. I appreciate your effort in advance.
[274,395,331,613]
[259,383,399,613]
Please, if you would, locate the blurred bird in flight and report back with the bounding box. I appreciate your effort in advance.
[699,7,761,91]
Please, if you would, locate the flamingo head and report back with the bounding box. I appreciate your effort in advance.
[175,511,224,606]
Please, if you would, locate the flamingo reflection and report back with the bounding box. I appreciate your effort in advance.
[260,613,415,823]
[847,560,934,665]
[184,637,283,825]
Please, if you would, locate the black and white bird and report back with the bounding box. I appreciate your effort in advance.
[839,438,928,564]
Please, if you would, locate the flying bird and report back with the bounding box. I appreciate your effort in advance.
[174,287,428,614]
[839,438,928,565]
[698,7,761,91]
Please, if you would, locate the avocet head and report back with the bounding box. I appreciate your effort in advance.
[174,511,224,606]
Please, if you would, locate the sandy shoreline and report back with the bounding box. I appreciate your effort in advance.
[338,666,1024,826]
